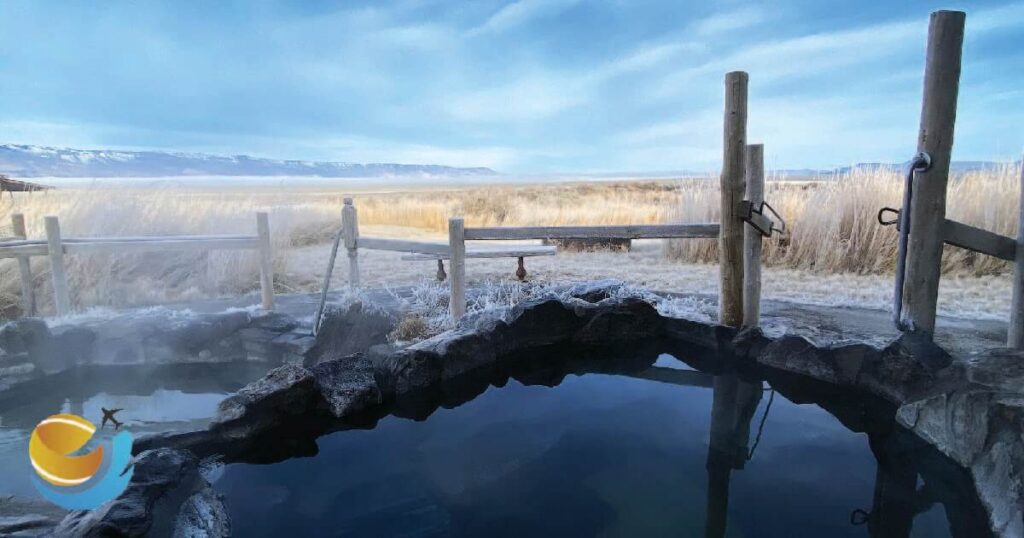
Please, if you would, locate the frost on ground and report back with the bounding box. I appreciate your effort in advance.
[291,229,1013,325]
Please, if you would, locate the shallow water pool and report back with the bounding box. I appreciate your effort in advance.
[212,352,990,538]
[0,363,269,498]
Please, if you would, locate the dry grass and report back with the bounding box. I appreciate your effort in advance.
[0,164,1018,317]
[664,165,1021,275]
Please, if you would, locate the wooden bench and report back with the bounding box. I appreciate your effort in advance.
[401,245,556,281]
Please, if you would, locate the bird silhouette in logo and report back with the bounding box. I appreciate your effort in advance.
[100,408,123,431]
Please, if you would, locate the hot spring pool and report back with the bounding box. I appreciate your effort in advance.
[210,353,990,538]
[0,363,269,499]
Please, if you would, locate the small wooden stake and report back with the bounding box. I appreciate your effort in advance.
[342,197,360,288]
[742,144,764,328]
[449,218,466,320]
[904,10,966,334]
[256,212,275,311]
[44,216,70,316]
[1009,158,1024,348]
[719,71,748,328]
[11,214,35,316]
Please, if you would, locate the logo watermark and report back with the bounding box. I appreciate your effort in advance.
[28,412,134,510]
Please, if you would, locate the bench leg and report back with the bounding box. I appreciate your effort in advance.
[515,256,527,281]
[436,259,447,282]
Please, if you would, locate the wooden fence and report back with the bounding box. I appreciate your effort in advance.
[323,71,775,330]
[888,10,1024,348]
[0,212,275,316]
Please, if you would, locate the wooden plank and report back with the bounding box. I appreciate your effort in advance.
[743,144,764,328]
[449,218,466,319]
[357,237,450,255]
[44,216,71,316]
[342,197,360,287]
[0,244,50,257]
[719,71,748,328]
[904,10,966,334]
[463,224,719,241]
[256,212,274,311]
[1010,159,1024,348]
[63,238,259,253]
[942,219,1015,261]
[11,214,35,316]
[400,246,556,261]
[61,234,254,243]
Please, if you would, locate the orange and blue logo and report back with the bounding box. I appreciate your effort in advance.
[28,413,134,510]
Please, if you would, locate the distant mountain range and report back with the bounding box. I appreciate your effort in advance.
[777,160,1014,178]
[0,144,499,178]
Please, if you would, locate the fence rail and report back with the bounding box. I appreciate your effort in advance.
[463,224,719,241]
[0,212,275,317]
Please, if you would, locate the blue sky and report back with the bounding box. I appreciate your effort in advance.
[0,1,1021,174]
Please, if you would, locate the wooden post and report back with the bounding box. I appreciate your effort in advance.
[256,212,274,311]
[719,71,748,328]
[903,10,966,334]
[44,216,70,316]
[11,214,35,316]
[1009,158,1024,348]
[448,217,466,320]
[742,144,764,328]
[342,197,360,288]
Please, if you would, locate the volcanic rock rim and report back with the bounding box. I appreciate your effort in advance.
[81,292,1024,537]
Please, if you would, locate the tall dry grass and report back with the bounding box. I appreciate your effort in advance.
[663,164,1021,275]
[0,164,1017,317]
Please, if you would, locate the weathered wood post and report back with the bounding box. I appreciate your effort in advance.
[448,217,466,320]
[903,10,965,334]
[11,214,35,316]
[44,216,70,316]
[719,71,748,328]
[256,212,275,311]
[342,197,360,288]
[1009,158,1024,348]
[742,144,764,328]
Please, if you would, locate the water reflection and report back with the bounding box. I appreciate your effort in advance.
[703,371,990,538]
[212,343,992,537]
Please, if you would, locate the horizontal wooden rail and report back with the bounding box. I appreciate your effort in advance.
[400,245,556,261]
[464,224,720,241]
[18,213,275,317]
[942,219,1016,261]
[356,237,450,256]
[0,242,49,258]
[63,237,259,254]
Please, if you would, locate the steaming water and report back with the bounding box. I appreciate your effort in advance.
[0,363,268,498]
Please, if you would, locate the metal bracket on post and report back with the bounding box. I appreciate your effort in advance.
[739,200,786,238]
[881,152,932,331]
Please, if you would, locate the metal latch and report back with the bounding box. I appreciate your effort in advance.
[740,200,786,238]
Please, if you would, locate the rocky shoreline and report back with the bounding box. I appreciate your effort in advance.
[3,285,1023,536]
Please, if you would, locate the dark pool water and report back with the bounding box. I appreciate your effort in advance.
[0,363,268,498]
[212,353,989,538]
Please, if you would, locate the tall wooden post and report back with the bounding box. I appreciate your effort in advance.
[342,197,360,288]
[256,212,275,311]
[903,10,966,334]
[44,216,70,316]
[11,214,35,316]
[742,144,764,328]
[1009,158,1024,348]
[448,217,466,320]
[719,71,748,328]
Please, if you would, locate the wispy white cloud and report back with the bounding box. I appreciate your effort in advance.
[468,0,582,36]
[693,6,766,36]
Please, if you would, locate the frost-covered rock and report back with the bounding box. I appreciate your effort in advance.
[211,364,321,439]
[54,448,218,537]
